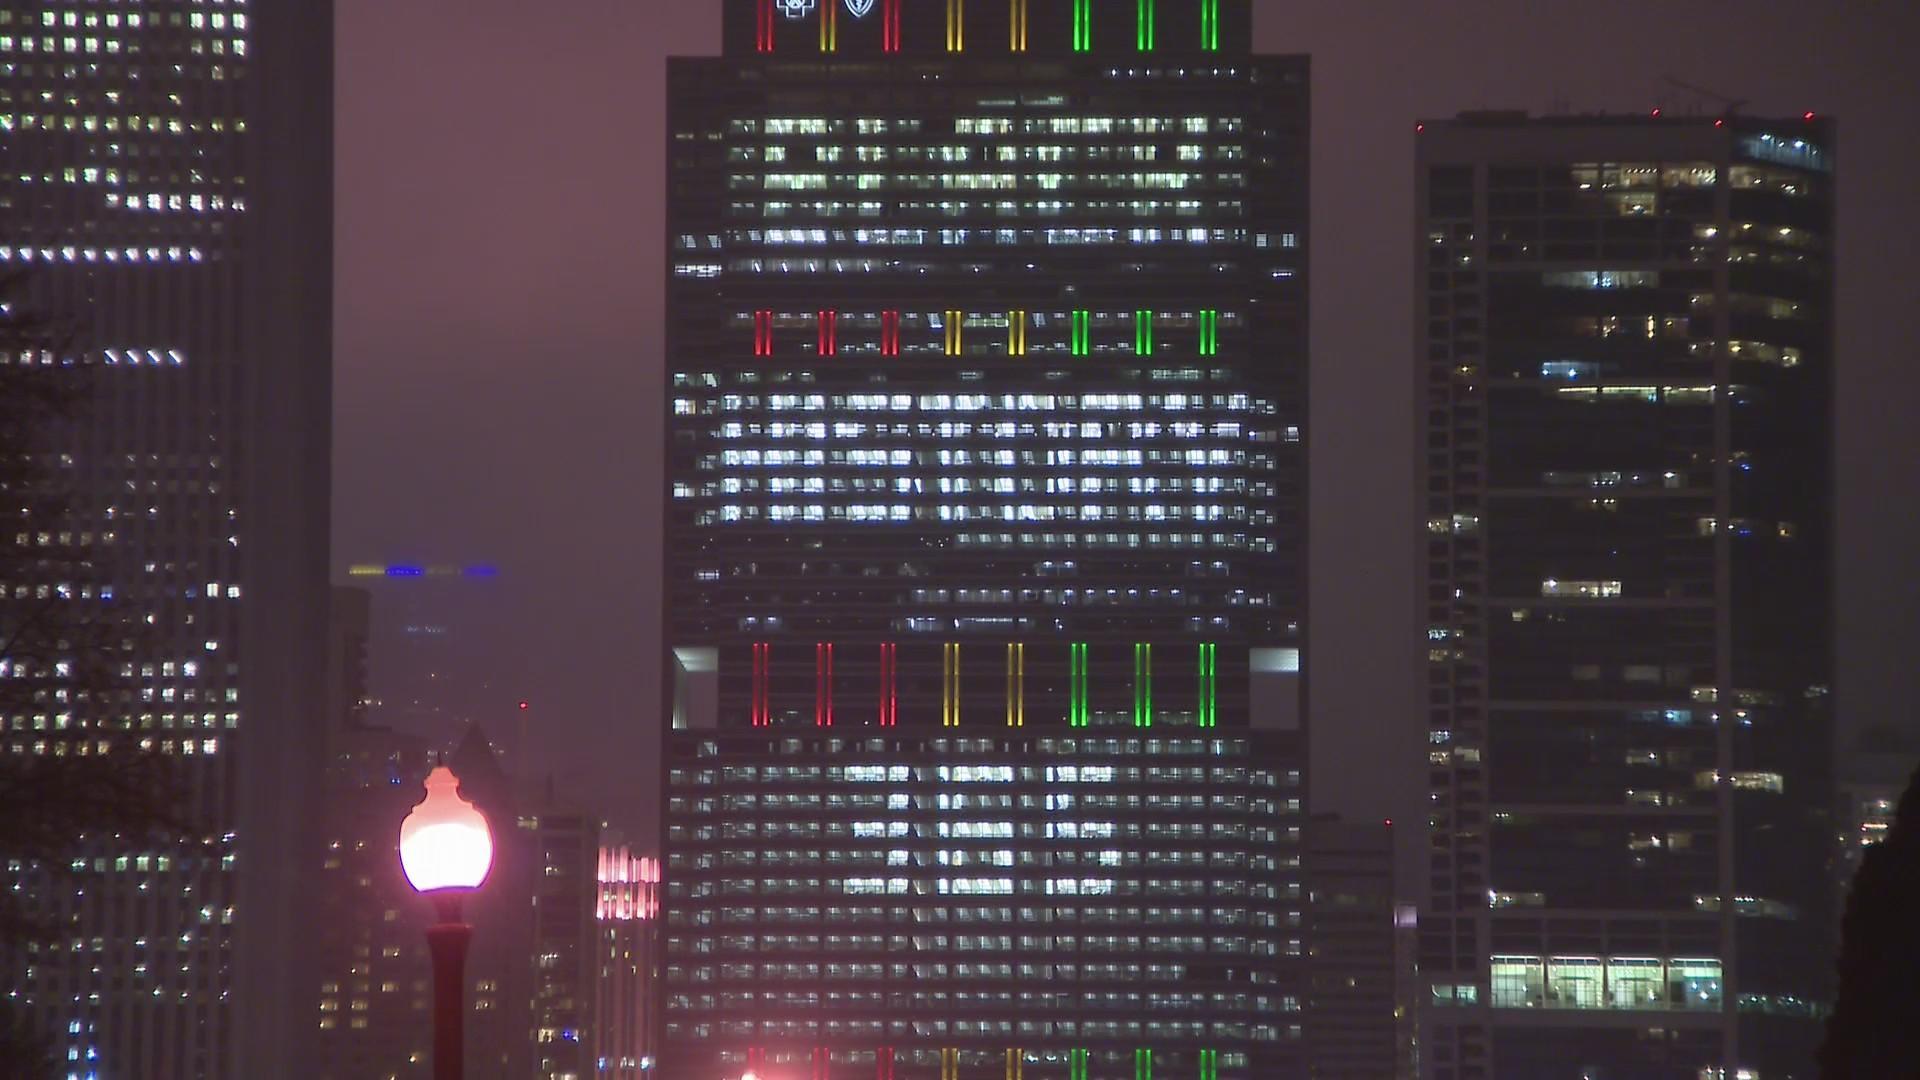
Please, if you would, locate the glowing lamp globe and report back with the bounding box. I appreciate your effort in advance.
[399,765,494,894]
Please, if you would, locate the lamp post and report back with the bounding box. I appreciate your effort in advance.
[399,764,495,1080]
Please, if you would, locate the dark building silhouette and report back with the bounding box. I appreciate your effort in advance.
[1821,766,1920,1077]
[1307,818,1413,1079]
[316,587,435,1080]
[1414,111,1835,1079]
[0,4,334,1076]
[661,1,1308,1077]
[529,809,602,1080]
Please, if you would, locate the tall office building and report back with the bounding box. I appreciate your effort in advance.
[1414,112,1834,1079]
[0,5,333,1078]
[663,2,1307,1076]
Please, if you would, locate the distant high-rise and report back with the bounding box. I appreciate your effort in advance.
[315,587,433,1080]
[594,845,660,1080]
[0,4,333,1077]
[530,811,602,1080]
[663,2,1309,1077]
[1414,111,1835,1079]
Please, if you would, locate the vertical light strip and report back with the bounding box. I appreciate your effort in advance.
[1201,0,1220,51]
[1072,0,1091,51]
[818,309,837,356]
[819,1,837,52]
[945,309,965,356]
[946,0,964,52]
[1009,0,1028,52]
[884,0,901,52]
[756,0,774,53]
[1071,309,1089,356]
[1132,643,1153,727]
[879,643,896,727]
[1135,309,1154,355]
[1069,642,1088,726]
[1136,0,1155,51]
[1207,643,1217,727]
[1006,644,1016,727]
[943,643,962,727]
[1008,310,1027,356]
[1146,643,1153,726]
[1199,309,1218,356]
[1000,643,1024,727]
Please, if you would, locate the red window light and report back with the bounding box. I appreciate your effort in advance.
[1803,110,1817,121]
[879,643,898,727]
[754,310,773,357]
[756,0,776,53]
[752,643,771,726]
[880,309,901,356]
[816,642,834,727]
[818,309,838,357]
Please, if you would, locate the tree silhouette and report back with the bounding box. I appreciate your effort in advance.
[1820,763,1920,1077]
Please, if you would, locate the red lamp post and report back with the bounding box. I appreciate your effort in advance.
[399,764,495,1080]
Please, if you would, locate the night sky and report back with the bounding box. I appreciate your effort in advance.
[333,1,1920,845]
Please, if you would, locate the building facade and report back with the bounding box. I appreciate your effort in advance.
[663,2,1308,1076]
[0,4,333,1077]
[1414,112,1835,1079]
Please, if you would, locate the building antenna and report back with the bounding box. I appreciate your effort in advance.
[1663,75,1748,117]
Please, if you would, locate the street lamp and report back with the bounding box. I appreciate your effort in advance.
[399,763,494,1080]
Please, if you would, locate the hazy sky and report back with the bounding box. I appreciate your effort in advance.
[334,1,1920,842]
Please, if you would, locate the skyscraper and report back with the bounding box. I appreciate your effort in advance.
[0,4,333,1077]
[1414,111,1835,1079]
[662,2,1308,1077]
